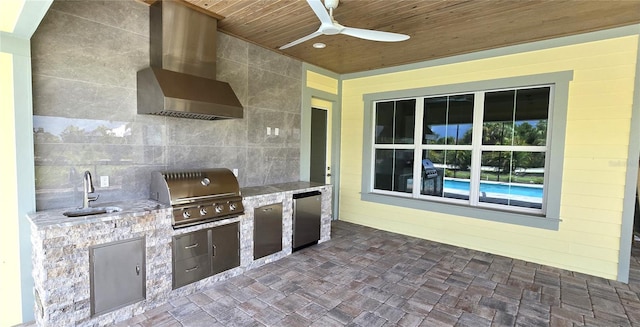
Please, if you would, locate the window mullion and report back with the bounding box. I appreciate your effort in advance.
[392,102,397,144]
[511,90,517,147]
[469,92,485,206]
[370,102,378,192]
[391,100,397,192]
[413,98,424,197]
[423,144,474,151]
[374,144,414,149]
[482,145,546,152]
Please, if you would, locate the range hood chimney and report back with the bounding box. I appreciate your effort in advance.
[137,0,243,120]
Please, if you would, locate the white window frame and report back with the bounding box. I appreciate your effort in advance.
[361,72,573,230]
[371,86,551,215]
[370,97,418,197]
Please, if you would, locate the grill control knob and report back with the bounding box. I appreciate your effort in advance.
[215,205,224,213]
[182,210,191,219]
[199,208,208,216]
[229,203,237,211]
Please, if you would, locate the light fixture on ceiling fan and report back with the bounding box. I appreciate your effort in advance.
[279,0,410,50]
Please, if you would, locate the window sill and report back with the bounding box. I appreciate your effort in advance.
[360,192,560,230]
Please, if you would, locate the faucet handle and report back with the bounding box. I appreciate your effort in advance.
[88,193,99,202]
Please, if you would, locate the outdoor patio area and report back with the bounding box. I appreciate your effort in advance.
[102,220,640,327]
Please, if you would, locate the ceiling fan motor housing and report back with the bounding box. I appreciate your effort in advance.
[321,24,342,35]
[324,0,339,10]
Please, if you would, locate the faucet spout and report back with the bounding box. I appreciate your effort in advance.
[83,171,99,209]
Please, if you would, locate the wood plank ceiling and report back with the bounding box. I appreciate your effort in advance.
[179,0,640,74]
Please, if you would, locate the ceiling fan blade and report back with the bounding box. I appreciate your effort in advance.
[307,0,333,25]
[341,27,410,42]
[279,30,323,50]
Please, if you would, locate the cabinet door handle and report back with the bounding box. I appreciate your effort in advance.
[135,264,140,275]
[185,265,199,273]
[212,244,216,257]
[184,243,199,249]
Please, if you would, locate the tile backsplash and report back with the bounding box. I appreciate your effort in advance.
[31,0,302,210]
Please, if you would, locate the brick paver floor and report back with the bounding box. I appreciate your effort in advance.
[111,221,640,326]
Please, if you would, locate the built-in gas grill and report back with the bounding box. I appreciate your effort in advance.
[150,168,244,228]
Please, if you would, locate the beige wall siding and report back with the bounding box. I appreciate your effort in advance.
[339,35,639,279]
[306,70,338,95]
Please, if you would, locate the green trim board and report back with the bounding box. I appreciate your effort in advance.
[360,71,573,230]
[12,0,52,39]
[2,1,52,322]
[1,37,34,326]
[618,32,640,283]
[3,38,37,324]
[334,74,343,220]
[13,48,37,323]
[301,62,342,220]
[343,24,640,81]
[0,32,30,54]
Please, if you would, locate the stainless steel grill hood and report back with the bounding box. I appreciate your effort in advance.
[137,1,243,120]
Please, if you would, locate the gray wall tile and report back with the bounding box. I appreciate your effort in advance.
[218,33,248,64]
[247,67,302,112]
[166,117,247,147]
[32,76,138,121]
[245,147,300,186]
[49,0,149,35]
[32,1,303,210]
[217,57,249,107]
[31,9,148,89]
[248,43,302,79]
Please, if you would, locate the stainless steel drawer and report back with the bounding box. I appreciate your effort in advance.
[254,203,283,260]
[293,191,321,250]
[173,229,209,260]
[173,254,212,289]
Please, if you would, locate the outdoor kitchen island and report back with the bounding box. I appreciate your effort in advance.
[27,182,332,327]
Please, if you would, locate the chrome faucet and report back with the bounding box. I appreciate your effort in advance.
[82,170,99,208]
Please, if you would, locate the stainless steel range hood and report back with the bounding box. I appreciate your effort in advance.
[137,1,243,120]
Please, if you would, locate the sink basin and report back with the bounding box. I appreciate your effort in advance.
[63,206,122,217]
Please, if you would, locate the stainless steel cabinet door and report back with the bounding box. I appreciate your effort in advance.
[293,192,321,249]
[254,203,283,259]
[90,237,145,316]
[211,222,240,274]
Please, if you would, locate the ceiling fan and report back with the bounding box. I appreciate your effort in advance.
[279,0,410,50]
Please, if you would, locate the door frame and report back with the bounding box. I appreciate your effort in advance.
[301,65,342,220]
[310,106,330,184]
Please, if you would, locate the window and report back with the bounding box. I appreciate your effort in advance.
[362,72,573,228]
[372,86,550,215]
[373,99,416,193]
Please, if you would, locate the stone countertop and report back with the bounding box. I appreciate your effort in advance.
[27,199,169,230]
[240,181,329,197]
[28,182,330,229]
